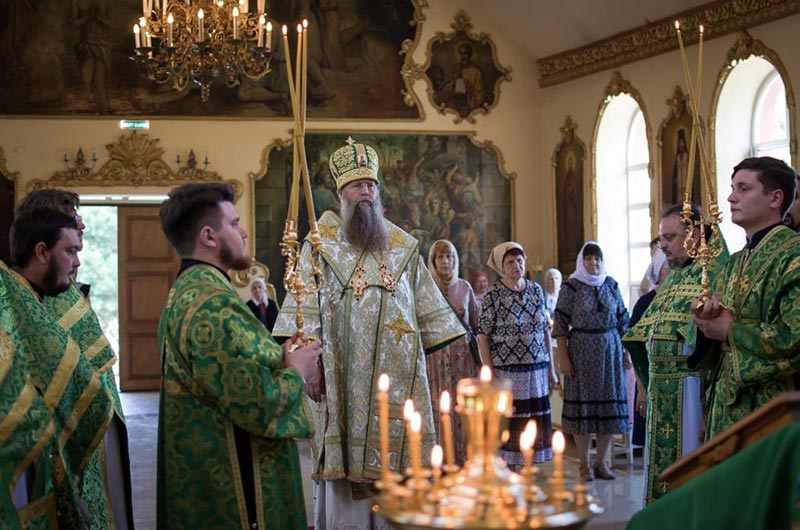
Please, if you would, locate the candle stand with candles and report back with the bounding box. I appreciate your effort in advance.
[374,369,603,530]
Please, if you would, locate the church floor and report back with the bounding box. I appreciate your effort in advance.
[121,392,644,530]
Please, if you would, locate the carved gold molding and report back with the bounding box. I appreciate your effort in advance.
[403,10,512,124]
[708,31,798,175]
[247,137,293,255]
[26,132,243,198]
[590,72,655,240]
[537,0,800,88]
[550,116,588,266]
[398,0,429,121]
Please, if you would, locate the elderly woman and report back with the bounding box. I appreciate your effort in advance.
[477,242,558,467]
[543,268,562,320]
[553,241,631,481]
[426,240,481,464]
[246,277,279,332]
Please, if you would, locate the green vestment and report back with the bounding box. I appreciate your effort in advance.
[704,225,800,438]
[157,264,311,530]
[44,284,131,530]
[273,211,466,485]
[0,262,113,530]
[622,251,727,504]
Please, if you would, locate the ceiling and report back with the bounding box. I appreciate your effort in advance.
[478,0,711,59]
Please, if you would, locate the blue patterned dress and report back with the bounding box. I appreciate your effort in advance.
[477,280,553,465]
[553,277,630,435]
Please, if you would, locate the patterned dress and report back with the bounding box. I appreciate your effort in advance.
[554,277,630,436]
[478,280,553,465]
[426,278,481,464]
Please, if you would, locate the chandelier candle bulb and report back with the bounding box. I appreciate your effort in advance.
[167,14,174,46]
[133,24,141,48]
[265,20,272,51]
[302,19,308,121]
[440,391,455,468]
[197,9,204,42]
[378,374,390,482]
[232,7,239,40]
[257,16,264,47]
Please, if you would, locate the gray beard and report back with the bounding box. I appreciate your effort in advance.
[341,196,389,253]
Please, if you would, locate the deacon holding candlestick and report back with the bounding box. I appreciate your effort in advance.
[273,132,465,528]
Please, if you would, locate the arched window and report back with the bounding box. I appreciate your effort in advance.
[715,57,791,250]
[596,95,651,307]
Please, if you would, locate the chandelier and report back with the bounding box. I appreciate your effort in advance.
[131,0,274,102]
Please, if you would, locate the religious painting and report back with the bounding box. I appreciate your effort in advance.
[253,131,514,301]
[552,116,585,277]
[660,86,702,208]
[418,10,511,124]
[0,0,423,118]
[0,149,15,264]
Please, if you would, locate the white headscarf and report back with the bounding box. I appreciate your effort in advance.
[427,239,460,291]
[486,241,526,276]
[570,241,607,287]
[645,248,668,288]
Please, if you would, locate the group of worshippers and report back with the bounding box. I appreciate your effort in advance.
[5,141,800,530]
[2,190,132,529]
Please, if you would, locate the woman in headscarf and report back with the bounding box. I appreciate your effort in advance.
[543,268,562,320]
[477,242,558,468]
[469,270,489,313]
[553,241,632,481]
[426,239,481,464]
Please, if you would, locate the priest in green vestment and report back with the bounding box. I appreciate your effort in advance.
[623,204,729,505]
[2,210,114,529]
[17,188,134,530]
[273,139,466,530]
[156,183,322,530]
[693,157,800,438]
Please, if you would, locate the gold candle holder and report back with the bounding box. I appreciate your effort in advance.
[374,373,603,529]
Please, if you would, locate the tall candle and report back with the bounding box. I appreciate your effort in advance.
[378,374,390,481]
[431,445,443,489]
[410,412,422,479]
[440,391,454,468]
[552,431,565,485]
[301,19,308,123]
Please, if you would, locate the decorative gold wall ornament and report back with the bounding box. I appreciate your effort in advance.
[708,30,798,172]
[399,0,429,120]
[404,10,512,124]
[26,132,242,198]
[536,0,800,88]
[551,116,587,276]
[591,72,655,240]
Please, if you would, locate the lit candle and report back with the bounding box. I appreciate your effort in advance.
[258,15,265,47]
[167,13,174,46]
[410,411,422,479]
[133,24,141,48]
[431,444,443,489]
[197,9,204,42]
[480,365,492,383]
[265,20,272,51]
[440,391,454,468]
[301,19,308,121]
[145,31,152,49]
[552,431,565,484]
[295,23,302,106]
[378,374,390,482]
[519,426,533,480]
[232,7,239,40]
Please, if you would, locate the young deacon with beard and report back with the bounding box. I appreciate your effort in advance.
[274,139,465,530]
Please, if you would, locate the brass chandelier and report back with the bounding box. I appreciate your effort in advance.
[131,0,274,102]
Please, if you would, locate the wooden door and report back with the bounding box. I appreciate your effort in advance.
[118,206,180,391]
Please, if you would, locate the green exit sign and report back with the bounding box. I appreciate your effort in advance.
[119,120,150,130]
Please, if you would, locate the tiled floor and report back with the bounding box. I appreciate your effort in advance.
[121,392,644,530]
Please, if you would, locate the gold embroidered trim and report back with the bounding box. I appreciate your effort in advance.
[44,338,80,409]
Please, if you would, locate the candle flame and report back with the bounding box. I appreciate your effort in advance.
[440,390,450,413]
[519,430,533,452]
[431,445,443,468]
[699,24,704,34]
[403,399,414,421]
[524,419,537,446]
[265,19,271,30]
[497,392,509,413]
[674,20,680,30]
[378,373,389,393]
[552,431,566,454]
[139,17,146,28]
[167,13,174,23]
[480,365,492,382]
[233,6,239,16]
[197,8,204,19]
[296,23,302,34]
[282,24,288,36]
[133,24,140,34]
[303,19,308,29]
[410,411,421,433]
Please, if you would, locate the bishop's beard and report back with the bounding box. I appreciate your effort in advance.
[341,195,389,253]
